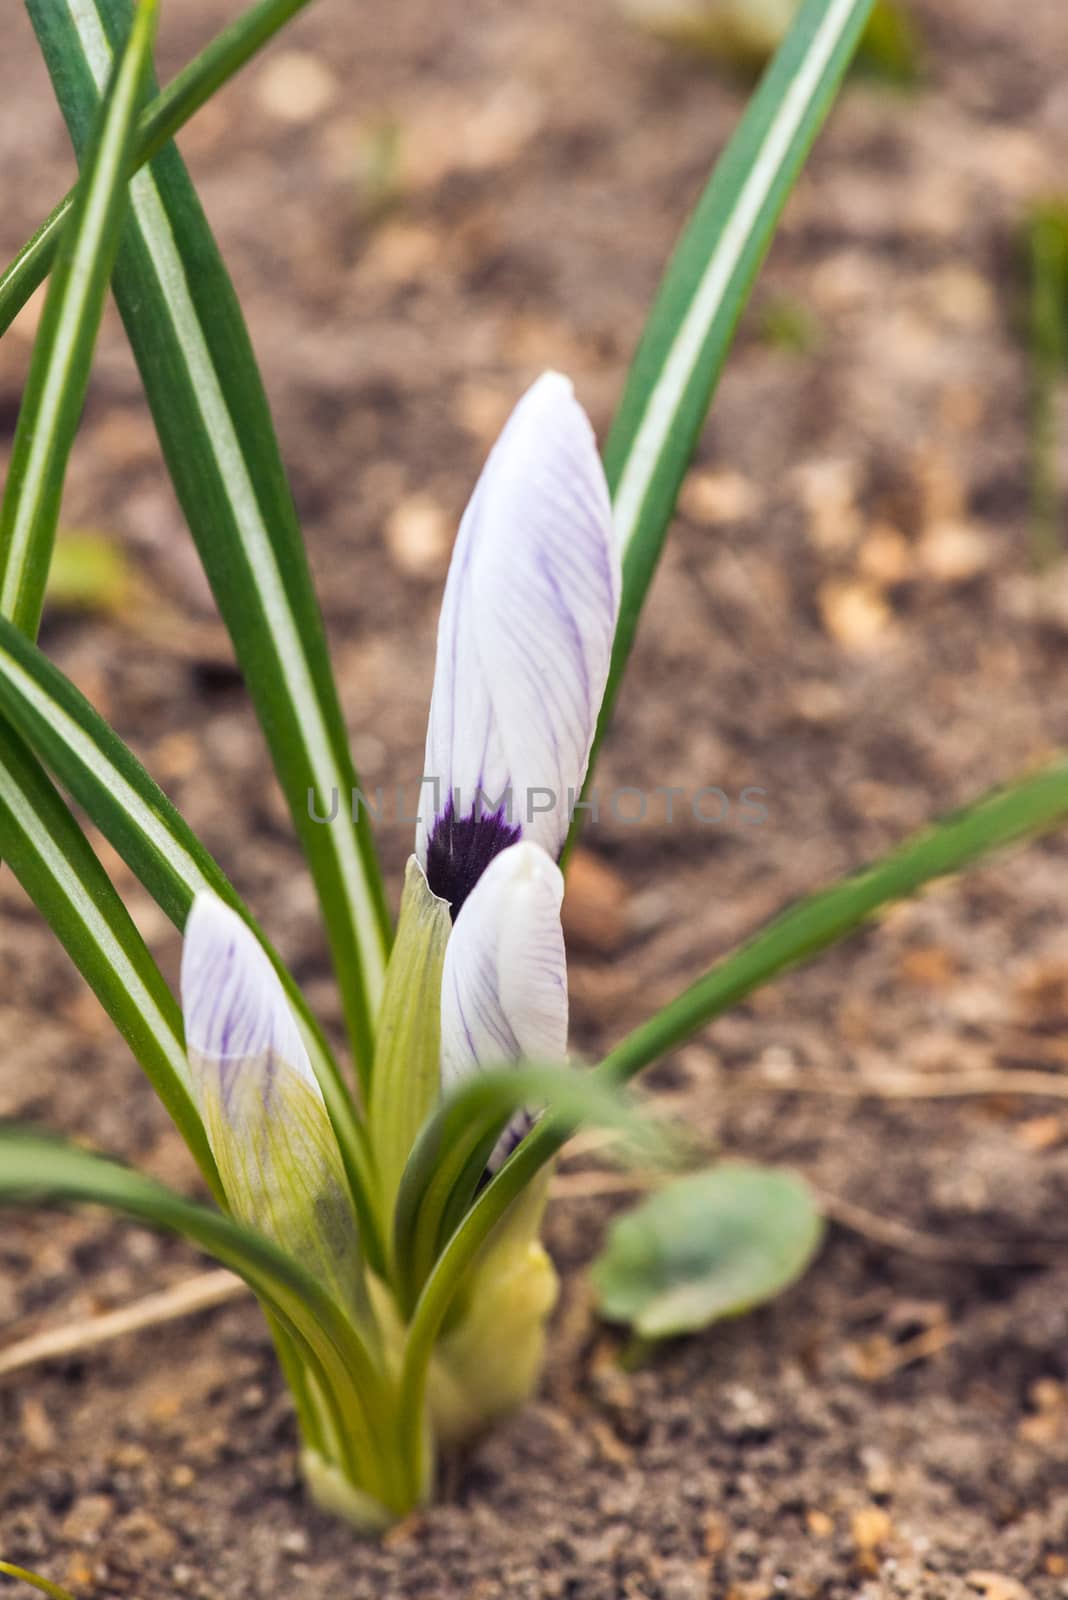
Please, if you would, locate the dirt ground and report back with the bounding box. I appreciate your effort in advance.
[2,0,1068,1594]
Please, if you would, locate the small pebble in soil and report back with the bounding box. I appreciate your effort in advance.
[59,1493,113,1545]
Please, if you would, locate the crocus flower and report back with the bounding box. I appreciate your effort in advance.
[181,892,361,1309]
[415,370,615,1159]
[416,371,620,920]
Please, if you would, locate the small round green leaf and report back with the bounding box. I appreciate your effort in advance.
[591,1163,824,1339]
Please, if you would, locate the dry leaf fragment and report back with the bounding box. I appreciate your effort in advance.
[1018,1378,1067,1445]
[966,1572,1032,1600]
[818,578,893,651]
[917,521,992,584]
[794,457,862,552]
[857,523,912,587]
[255,50,337,123]
[1014,1114,1068,1153]
[851,1505,892,1551]
[680,468,761,525]
[385,494,451,578]
[898,945,956,988]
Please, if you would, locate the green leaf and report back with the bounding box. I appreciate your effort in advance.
[0,1127,402,1509]
[857,0,922,84]
[0,726,218,1197]
[569,0,875,853]
[1027,201,1068,570]
[627,0,917,81]
[0,613,385,1270]
[369,857,451,1231]
[428,1171,557,1444]
[590,1163,824,1338]
[44,530,131,615]
[0,1561,78,1600]
[0,0,317,338]
[0,0,158,638]
[393,1063,667,1312]
[27,0,390,1078]
[601,757,1068,1083]
[392,1063,666,1491]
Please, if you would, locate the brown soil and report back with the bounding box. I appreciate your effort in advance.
[3,0,1068,1595]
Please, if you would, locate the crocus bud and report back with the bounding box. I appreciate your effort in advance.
[440,840,568,1088]
[181,893,361,1311]
[439,839,568,1172]
[416,372,620,918]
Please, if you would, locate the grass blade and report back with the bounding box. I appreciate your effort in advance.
[0,1563,77,1600]
[0,0,158,637]
[0,615,386,1269]
[27,0,391,1078]
[571,0,875,846]
[1027,203,1068,570]
[0,1127,400,1507]
[0,724,219,1197]
[0,0,317,338]
[602,758,1068,1081]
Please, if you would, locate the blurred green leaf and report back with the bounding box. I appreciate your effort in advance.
[758,293,823,353]
[857,0,921,83]
[0,0,157,638]
[0,0,318,338]
[1026,200,1068,570]
[44,530,131,614]
[352,116,405,222]
[28,0,391,1077]
[591,1163,824,1338]
[621,0,919,82]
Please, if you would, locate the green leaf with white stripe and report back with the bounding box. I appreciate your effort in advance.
[0,723,219,1197]
[0,0,317,338]
[27,0,390,1081]
[0,0,158,638]
[573,0,875,840]
[0,613,387,1271]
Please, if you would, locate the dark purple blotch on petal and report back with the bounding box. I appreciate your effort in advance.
[425,798,521,920]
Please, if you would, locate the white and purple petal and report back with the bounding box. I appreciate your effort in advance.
[440,840,568,1092]
[182,892,315,1098]
[417,372,619,915]
[181,893,360,1305]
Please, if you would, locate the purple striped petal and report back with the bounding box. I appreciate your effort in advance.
[182,892,314,1090]
[440,841,568,1092]
[180,893,359,1304]
[417,372,619,915]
